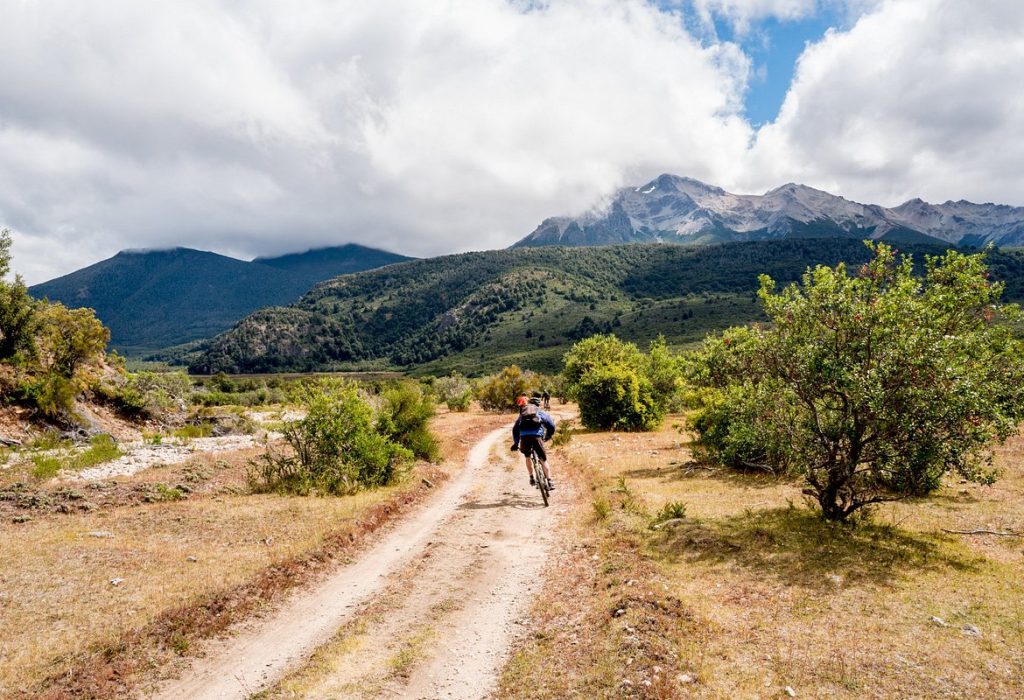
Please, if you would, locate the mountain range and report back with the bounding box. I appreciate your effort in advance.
[186,239,1024,376]
[29,244,412,354]
[515,174,1024,248]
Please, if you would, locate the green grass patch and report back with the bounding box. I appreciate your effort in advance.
[31,434,123,479]
[172,423,214,440]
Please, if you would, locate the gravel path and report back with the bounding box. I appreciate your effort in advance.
[147,421,568,699]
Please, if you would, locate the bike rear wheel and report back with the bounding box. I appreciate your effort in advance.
[533,453,549,507]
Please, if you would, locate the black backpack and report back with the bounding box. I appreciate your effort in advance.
[519,404,543,429]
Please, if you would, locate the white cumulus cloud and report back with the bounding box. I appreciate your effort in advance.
[747,0,1024,206]
[0,0,753,283]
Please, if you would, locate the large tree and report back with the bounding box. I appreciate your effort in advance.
[689,243,1024,521]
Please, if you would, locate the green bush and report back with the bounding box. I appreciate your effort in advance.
[0,229,38,364]
[687,243,1024,521]
[20,373,78,420]
[561,334,646,399]
[476,365,540,412]
[561,334,680,432]
[574,363,663,431]
[650,501,687,528]
[687,383,797,474]
[106,371,191,418]
[434,373,473,412]
[376,381,439,462]
[249,380,412,495]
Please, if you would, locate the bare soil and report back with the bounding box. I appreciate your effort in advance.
[150,411,576,699]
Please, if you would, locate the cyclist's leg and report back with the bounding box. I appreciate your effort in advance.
[533,440,552,480]
[519,440,535,479]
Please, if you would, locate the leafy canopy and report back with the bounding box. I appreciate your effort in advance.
[562,334,676,431]
[689,243,1024,521]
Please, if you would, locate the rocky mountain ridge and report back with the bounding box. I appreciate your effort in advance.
[514,174,1024,247]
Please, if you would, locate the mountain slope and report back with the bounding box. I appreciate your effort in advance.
[189,239,1024,375]
[30,244,409,354]
[514,174,1024,248]
[254,244,412,280]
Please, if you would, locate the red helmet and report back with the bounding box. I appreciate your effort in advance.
[515,395,528,407]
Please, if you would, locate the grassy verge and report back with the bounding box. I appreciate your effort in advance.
[498,419,1024,699]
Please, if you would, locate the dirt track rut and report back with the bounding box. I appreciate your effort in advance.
[150,422,567,699]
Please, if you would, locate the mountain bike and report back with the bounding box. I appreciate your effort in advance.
[530,448,551,507]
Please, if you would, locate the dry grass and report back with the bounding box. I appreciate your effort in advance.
[0,408,507,698]
[499,419,1024,699]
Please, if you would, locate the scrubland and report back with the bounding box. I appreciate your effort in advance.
[500,419,1024,699]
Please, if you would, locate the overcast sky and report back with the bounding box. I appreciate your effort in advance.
[3,0,1023,284]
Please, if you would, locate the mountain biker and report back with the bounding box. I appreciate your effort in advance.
[511,396,557,489]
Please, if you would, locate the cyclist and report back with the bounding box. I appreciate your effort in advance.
[511,395,557,489]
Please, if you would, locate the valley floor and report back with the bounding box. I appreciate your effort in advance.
[3,406,1023,698]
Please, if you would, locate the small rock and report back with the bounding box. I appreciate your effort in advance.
[12,514,32,524]
[962,624,982,637]
[613,608,627,618]
[678,673,695,684]
[929,616,947,627]
[110,578,125,586]
[86,531,114,538]
[620,679,633,688]
[826,574,843,586]
[785,686,797,697]
[186,556,198,562]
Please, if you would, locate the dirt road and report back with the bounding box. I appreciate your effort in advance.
[150,422,567,699]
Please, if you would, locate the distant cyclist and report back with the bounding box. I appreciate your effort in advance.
[542,389,551,410]
[511,395,557,489]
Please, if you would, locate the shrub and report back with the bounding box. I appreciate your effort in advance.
[107,371,191,419]
[574,363,663,432]
[0,229,38,363]
[434,373,473,412]
[249,380,412,495]
[476,365,540,412]
[650,501,687,528]
[687,243,1024,521]
[561,334,646,400]
[687,383,797,474]
[376,381,440,461]
[561,334,680,432]
[20,373,78,421]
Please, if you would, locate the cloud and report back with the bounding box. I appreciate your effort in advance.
[747,0,1024,206]
[2,0,1022,286]
[690,0,818,34]
[0,0,753,283]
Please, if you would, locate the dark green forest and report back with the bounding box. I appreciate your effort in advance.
[185,239,1024,375]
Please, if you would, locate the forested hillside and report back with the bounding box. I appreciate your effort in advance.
[30,245,410,354]
[188,239,1024,375]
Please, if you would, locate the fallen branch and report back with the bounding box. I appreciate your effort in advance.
[0,436,21,447]
[941,528,1022,537]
